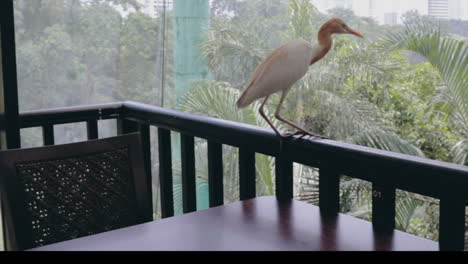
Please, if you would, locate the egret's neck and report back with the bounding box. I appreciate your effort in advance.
[318,29,333,47]
[310,30,333,65]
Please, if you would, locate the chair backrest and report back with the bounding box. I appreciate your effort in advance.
[0,133,152,251]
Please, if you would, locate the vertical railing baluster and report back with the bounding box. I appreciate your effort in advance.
[158,128,174,218]
[117,118,139,135]
[0,0,21,150]
[181,133,196,213]
[208,141,223,207]
[372,184,395,232]
[86,120,98,140]
[138,123,153,215]
[439,186,465,251]
[42,125,54,146]
[239,147,255,200]
[319,162,340,214]
[275,155,293,201]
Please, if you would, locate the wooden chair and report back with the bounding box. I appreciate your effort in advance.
[0,133,152,251]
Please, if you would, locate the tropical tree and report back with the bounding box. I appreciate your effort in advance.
[380,21,468,165]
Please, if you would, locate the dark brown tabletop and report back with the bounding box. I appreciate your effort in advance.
[29,196,439,251]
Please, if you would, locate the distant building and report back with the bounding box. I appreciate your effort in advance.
[384,12,398,25]
[428,0,463,20]
[428,0,449,19]
[312,0,467,24]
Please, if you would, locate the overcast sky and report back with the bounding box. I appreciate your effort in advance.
[129,0,468,23]
[312,0,468,24]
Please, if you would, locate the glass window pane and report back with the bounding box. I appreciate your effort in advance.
[10,0,468,250]
[14,0,166,111]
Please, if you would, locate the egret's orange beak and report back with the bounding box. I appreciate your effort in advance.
[348,28,364,38]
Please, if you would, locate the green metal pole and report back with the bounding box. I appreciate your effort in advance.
[173,0,210,213]
[174,0,210,104]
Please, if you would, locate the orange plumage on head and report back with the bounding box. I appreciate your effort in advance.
[320,18,345,30]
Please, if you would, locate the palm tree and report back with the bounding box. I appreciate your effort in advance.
[379,21,468,165]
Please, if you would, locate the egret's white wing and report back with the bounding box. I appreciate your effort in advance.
[236,40,320,108]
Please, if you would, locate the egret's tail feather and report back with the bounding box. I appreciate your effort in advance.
[236,92,251,108]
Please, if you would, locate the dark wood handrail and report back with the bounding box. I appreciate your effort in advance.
[18,102,123,128]
[121,101,468,198]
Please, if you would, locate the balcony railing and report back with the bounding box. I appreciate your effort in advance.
[3,101,468,251]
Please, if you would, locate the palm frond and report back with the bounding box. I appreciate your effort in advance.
[200,19,269,88]
[178,80,283,199]
[300,88,424,156]
[353,129,425,157]
[380,21,468,164]
[179,79,284,131]
[451,139,468,165]
[395,194,423,231]
[179,80,249,122]
[340,177,372,220]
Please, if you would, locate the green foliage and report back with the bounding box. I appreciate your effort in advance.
[15,0,169,112]
[201,19,268,89]
[288,0,319,40]
[118,12,162,104]
[380,20,468,165]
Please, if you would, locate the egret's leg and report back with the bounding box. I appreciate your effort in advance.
[259,96,289,138]
[274,90,327,139]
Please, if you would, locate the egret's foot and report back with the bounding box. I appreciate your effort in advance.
[305,132,328,140]
[283,131,304,138]
[284,130,328,140]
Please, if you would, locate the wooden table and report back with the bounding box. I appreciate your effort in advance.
[29,196,438,251]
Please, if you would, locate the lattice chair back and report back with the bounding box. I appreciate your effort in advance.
[0,133,152,251]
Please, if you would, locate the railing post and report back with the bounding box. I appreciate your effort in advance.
[319,162,340,215]
[138,123,153,217]
[208,141,223,207]
[239,147,255,200]
[439,185,465,251]
[181,133,196,213]
[86,120,98,140]
[275,155,293,201]
[42,125,54,146]
[0,0,21,150]
[117,118,139,135]
[372,184,395,232]
[158,128,174,218]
